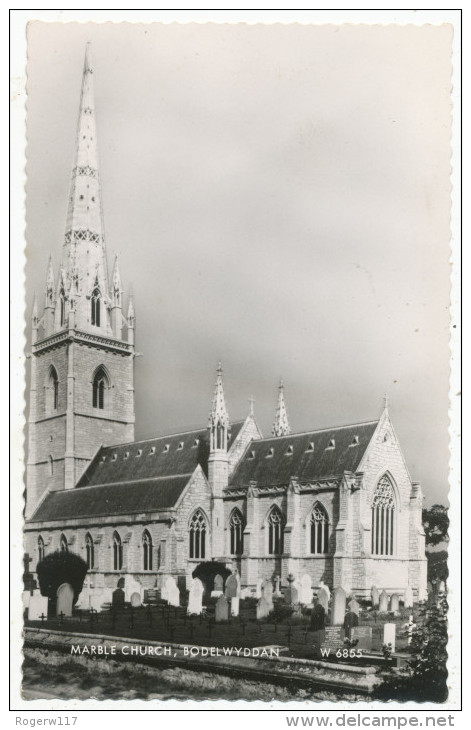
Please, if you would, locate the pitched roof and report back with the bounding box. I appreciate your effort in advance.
[30,476,190,523]
[229,420,378,488]
[76,421,245,488]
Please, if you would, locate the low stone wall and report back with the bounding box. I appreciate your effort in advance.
[24,627,381,696]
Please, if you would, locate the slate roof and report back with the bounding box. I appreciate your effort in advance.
[30,476,190,522]
[28,421,245,524]
[229,421,378,488]
[76,421,245,488]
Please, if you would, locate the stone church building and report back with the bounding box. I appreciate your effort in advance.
[24,46,427,601]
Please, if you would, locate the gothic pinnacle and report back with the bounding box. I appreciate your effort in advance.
[272,378,291,437]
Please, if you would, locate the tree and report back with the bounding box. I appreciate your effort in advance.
[36,550,88,604]
[422,504,449,547]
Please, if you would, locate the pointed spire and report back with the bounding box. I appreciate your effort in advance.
[60,43,111,334]
[272,378,291,437]
[111,255,122,306]
[209,362,230,429]
[45,256,55,304]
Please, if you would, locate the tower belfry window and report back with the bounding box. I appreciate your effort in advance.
[91,287,101,327]
[92,367,108,410]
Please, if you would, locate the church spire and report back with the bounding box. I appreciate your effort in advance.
[60,43,111,335]
[208,362,230,451]
[272,378,291,437]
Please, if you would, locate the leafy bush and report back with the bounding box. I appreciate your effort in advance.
[36,550,88,603]
[373,592,448,702]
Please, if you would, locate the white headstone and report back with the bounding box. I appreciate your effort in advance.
[331,587,347,626]
[348,598,360,616]
[215,595,229,622]
[130,592,142,607]
[56,583,74,617]
[28,593,48,621]
[274,576,282,596]
[187,578,204,615]
[166,578,180,607]
[214,574,224,592]
[319,581,331,602]
[317,586,330,614]
[379,590,389,612]
[404,586,414,608]
[231,596,240,617]
[383,622,396,652]
[300,574,312,605]
[256,596,270,620]
[255,578,263,599]
[390,593,400,613]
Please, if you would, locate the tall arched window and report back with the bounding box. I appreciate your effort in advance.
[91,287,101,327]
[85,533,94,569]
[47,367,59,411]
[371,474,396,556]
[92,367,108,410]
[229,509,244,555]
[189,510,206,559]
[113,531,123,570]
[60,534,68,553]
[38,535,45,563]
[309,503,329,554]
[142,530,153,571]
[267,506,284,555]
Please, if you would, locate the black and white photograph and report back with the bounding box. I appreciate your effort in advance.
[11,11,460,713]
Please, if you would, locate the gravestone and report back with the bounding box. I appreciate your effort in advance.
[166,578,180,607]
[117,577,125,589]
[383,622,396,652]
[371,586,379,608]
[404,586,414,608]
[274,576,282,596]
[28,593,48,621]
[379,590,389,612]
[144,588,159,605]
[214,574,224,592]
[225,573,239,599]
[321,626,345,653]
[231,597,240,617]
[112,587,125,610]
[310,602,326,631]
[418,583,427,602]
[255,579,263,599]
[130,592,141,608]
[351,626,373,653]
[319,581,330,602]
[348,598,360,616]
[317,586,330,615]
[215,595,229,622]
[56,583,74,617]
[187,578,204,615]
[256,596,270,620]
[390,593,400,613]
[331,587,347,626]
[262,579,274,610]
[300,574,312,605]
[344,610,359,637]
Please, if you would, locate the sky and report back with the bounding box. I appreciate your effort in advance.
[24,22,453,506]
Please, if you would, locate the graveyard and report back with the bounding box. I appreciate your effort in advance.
[24,573,431,672]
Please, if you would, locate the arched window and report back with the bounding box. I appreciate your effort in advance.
[38,535,45,563]
[47,366,59,411]
[229,509,244,555]
[92,367,108,410]
[189,510,206,559]
[309,503,329,554]
[267,506,284,555]
[60,534,68,553]
[371,474,396,556]
[113,531,123,571]
[142,530,153,571]
[91,287,101,327]
[85,533,94,570]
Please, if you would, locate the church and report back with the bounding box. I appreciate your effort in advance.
[24,46,427,601]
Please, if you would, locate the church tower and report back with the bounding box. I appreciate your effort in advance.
[26,45,135,518]
[208,363,230,557]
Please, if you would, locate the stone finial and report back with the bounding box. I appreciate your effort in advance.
[272,378,291,437]
[208,362,230,430]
